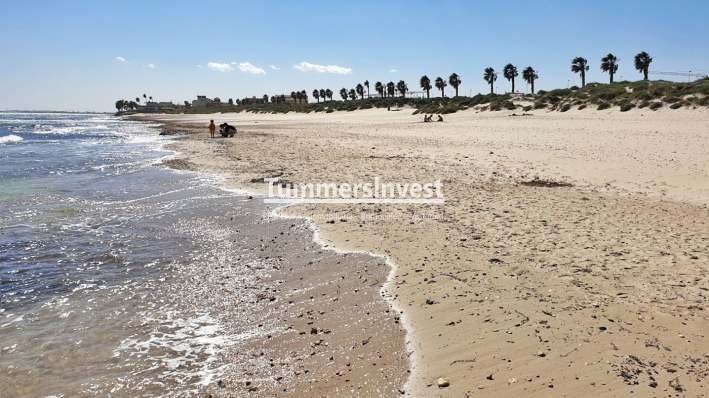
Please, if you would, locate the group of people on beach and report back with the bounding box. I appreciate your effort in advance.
[423,114,444,122]
[208,120,237,138]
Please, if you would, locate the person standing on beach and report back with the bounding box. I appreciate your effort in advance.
[209,120,216,138]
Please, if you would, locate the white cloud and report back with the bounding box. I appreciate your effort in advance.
[207,62,234,72]
[390,69,397,73]
[270,65,279,70]
[237,62,266,75]
[116,56,125,62]
[148,64,155,69]
[293,61,353,75]
[197,64,203,68]
[230,62,238,65]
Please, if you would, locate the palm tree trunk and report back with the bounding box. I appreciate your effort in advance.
[512,79,515,94]
[531,80,535,95]
[610,71,614,84]
[427,89,430,99]
[644,68,648,80]
[581,72,586,87]
[490,82,494,94]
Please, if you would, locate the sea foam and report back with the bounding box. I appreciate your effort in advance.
[0,134,23,144]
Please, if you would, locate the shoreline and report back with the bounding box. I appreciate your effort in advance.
[157,127,413,396]
[135,108,709,397]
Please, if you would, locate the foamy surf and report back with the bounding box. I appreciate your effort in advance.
[0,134,23,144]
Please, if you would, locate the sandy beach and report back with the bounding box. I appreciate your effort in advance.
[134,106,709,397]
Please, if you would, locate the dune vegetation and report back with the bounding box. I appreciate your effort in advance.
[169,77,708,116]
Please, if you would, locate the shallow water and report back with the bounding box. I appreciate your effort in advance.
[0,113,407,397]
[0,114,260,396]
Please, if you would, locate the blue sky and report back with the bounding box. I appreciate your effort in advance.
[1,0,708,111]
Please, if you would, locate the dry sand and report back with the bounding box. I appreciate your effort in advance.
[134,106,709,397]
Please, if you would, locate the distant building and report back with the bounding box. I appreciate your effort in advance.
[136,101,159,112]
[135,101,177,113]
[273,95,306,104]
[192,95,216,108]
[157,102,176,111]
[242,96,267,105]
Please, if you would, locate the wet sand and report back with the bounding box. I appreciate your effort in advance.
[135,107,709,397]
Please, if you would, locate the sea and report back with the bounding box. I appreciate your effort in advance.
[0,113,279,397]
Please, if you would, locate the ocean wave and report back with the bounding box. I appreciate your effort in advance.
[0,134,23,144]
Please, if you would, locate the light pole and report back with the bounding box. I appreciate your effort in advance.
[496,86,498,94]
[567,80,570,89]
[469,89,472,97]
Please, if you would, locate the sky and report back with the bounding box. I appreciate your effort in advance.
[1,0,708,111]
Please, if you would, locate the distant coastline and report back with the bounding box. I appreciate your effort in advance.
[0,110,112,114]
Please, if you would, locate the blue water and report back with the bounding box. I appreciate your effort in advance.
[1,113,183,308]
[0,113,255,396]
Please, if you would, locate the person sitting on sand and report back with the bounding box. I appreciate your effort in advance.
[209,120,216,138]
[437,115,443,122]
[423,114,431,122]
[219,123,237,137]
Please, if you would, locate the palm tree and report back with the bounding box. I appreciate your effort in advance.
[364,80,370,98]
[263,94,268,103]
[313,89,320,103]
[448,73,462,96]
[291,91,297,103]
[634,51,653,81]
[296,91,303,104]
[300,90,307,103]
[270,96,275,103]
[356,83,364,99]
[348,89,356,100]
[229,98,234,105]
[571,57,589,87]
[420,75,432,99]
[375,82,384,97]
[319,89,326,102]
[135,97,140,105]
[396,80,407,98]
[483,68,497,94]
[143,94,147,104]
[386,82,395,97]
[149,96,153,102]
[435,77,447,97]
[340,88,348,100]
[522,67,539,94]
[115,100,124,112]
[503,64,518,93]
[325,89,333,101]
[600,54,619,83]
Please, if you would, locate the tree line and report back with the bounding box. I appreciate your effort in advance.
[115,51,656,111]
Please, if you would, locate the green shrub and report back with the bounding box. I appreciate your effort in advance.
[670,102,683,109]
[560,104,571,112]
[578,104,587,110]
[569,86,580,90]
[663,96,682,103]
[537,90,547,96]
[650,102,663,110]
[637,101,650,109]
[523,105,532,112]
[597,102,611,110]
[620,103,635,112]
[533,102,547,109]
